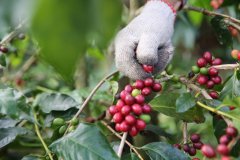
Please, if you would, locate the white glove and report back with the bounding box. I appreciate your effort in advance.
[115,0,176,80]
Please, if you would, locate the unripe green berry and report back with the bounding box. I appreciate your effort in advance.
[140,114,151,123]
[69,126,76,132]
[131,89,141,97]
[166,64,173,75]
[71,118,79,126]
[200,67,208,75]
[192,66,200,74]
[173,83,182,89]
[53,118,65,126]
[59,125,67,134]
[172,75,180,82]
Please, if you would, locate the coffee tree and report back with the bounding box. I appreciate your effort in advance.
[0,0,240,160]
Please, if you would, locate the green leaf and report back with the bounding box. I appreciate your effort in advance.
[145,124,173,139]
[141,142,190,160]
[212,116,227,140]
[211,16,233,47]
[231,139,240,157]
[121,152,140,160]
[31,0,122,81]
[220,70,240,99]
[50,123,119,160]
[0,54,7,67]
[221,96,240,108]
[0,127,29,148]
[150,93,205,123]
[176,93,196,113]
[21,155,42,160]
[0,118,19,128]
[0,88,33,121]
[34,93,80,113]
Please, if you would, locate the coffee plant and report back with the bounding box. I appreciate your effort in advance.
[0,0,240,160]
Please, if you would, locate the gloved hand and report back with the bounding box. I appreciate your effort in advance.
[115,0,176,80]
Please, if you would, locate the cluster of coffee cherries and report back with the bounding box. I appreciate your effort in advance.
[108,78,162,136]
[191,52,223,99]
[52,117,79,134]
[210,0,224,9]
[231,49,240,61]
[173,133,203,159]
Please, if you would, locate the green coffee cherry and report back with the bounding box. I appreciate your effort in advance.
[59,125,67,134]
[140,114,151,123]
[131,89,141,97]
[173,83,182,89]
[53,118,65,126]
[191,66,200,74]
[172,75,180,82]
[166,64,173,75]
[71,118,79,126]
[200,67,208,75]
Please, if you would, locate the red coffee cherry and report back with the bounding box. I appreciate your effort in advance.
[120,90,128,100]
[135,94,145,104]
[192,158,200,160]
[120,121,130,132]
[134,80,145,89]
[212,58,222,65]
[152,82,162,92]
[144,78,154,87]
[143,64,154,73]
[132,104,143,115]
[173,144,181,150]
[125,115,136,126]
[189,147,197,156]
[142,104,152,114]
[211,76,222,84]
[141,87,151,96]
[221,156,231,160]
[108,105,117,116]
[124,85,133,93]
[208,67,219,76]
[203,51,212,63]
[217,144,229,155]
[197,75,208,85]
[121,105,131,116]
[201,144,216,158]
[219,135,231,145]
[129,126,138,136]
[197,58,207,68]
[183,144,190,153]
[206,80,215,89]
[226,126,238,137]
[135,119,146,131]
[193,142,203,150]
[0,46,8,53]
[115,100,125,111]
[190,134,201,143]
[115,123,121,132]
[113,113,123,123]
[124,94,135,105]
[209,91,219,99]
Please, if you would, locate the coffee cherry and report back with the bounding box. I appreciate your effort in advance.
[124,94,135,105]
[140,114,151,123]
[190,134,201,143]
[144,78,154,87]
[211,76,222,84]
[206,80,215,89]
[125,85,133,93]
[197,58,207,68]
[121,105,131,115]
[231,50,239,59]
[203,51,212,62]
[115,123,121,132]
[131,89,141,97]
[200,67,208,75]
[125,115,136,125]
[129,126,138,136]
[134,80,144,89]
[188,71,195,78]
[115,100,125,111]
[238,52,240,61]
[173,144,181,149]
[229,106,235,110]
[212,58,222,65]
[152,82,162,92]
[183,144,190,153]
[192,158,200,160]
[192,66,200,74]
[142,104,152,113]
[219,135,231,145]
[189,147,197,156]
[197,75,208,85]
[113,113,123,123]
[226,126,238,137]
[132,104,143,115]
[193,142,203,150]
[53,118,65,126]
[172,75,180,82]
[217,144,229,155]
[0,46,8,53]
[71,118,79,126]
[141,87,151,96]
[120,121,130,132]
[201,144,216,158]
[59,125,67,134]
[135,119,146,131]
[143,64,154,73]
[211,0,220,9]
[221,156,231,160]
[229,26,238,37]
[108,105,118,115]
[135,94,145,104]
[166,64,173,75]
[208,67,218,76]
[120,90,128,100]
[209,91,219,99]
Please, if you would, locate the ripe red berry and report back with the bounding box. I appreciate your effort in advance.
[211,76,222,84]
[115,123,121,132]
[152,82,162,92]
[231,50,239,59]
[144,78,154,87]
[197,75,208,85]
[217,144,229,155]
[238,52,240,61]
[226,126,238,137]
[212,58,222,65]
[206,80,215,89]
[108,105,117,116]
[132,104,143,115]
[135,119,146,131]
[134,80,144,89]
[219,135,231,145]
[193,142,203,150]
[189,147,197,156]
[197,58,207,68]
[125,115,136,125]
[135,94,145,104]
[221,156,231,160]
[0,46,8,53]
[115,100,125,111]
[173,144,181,150]
[183,144,190,153]
[190,134,201,143]
[201,144,216,158]
[129,126,138,136]
[211,0,219,9]
[120,90,128,100]
[203,51,212,63]
[209,91,219,99]
[229,106,235,110]
[120,121,130,132]
[124,94,135,105]
[124,85,133,93]
[143,64,154,73]
[141,87,151,96]
[142,104,152,113]
[113,113,123,123]
[121,105,131,115]
[208,67,218,76]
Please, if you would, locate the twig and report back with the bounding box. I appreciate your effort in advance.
[183,122,188,144]
[117,132,128,157]
[224,20,240,32]
[64,71,118,135]
[33,112,53,160]
[15,54,37,78]
[212,64,240,70]
[184,5,240,24]
[101,121,144,160]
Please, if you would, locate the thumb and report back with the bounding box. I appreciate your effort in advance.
[136,34,159,66]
